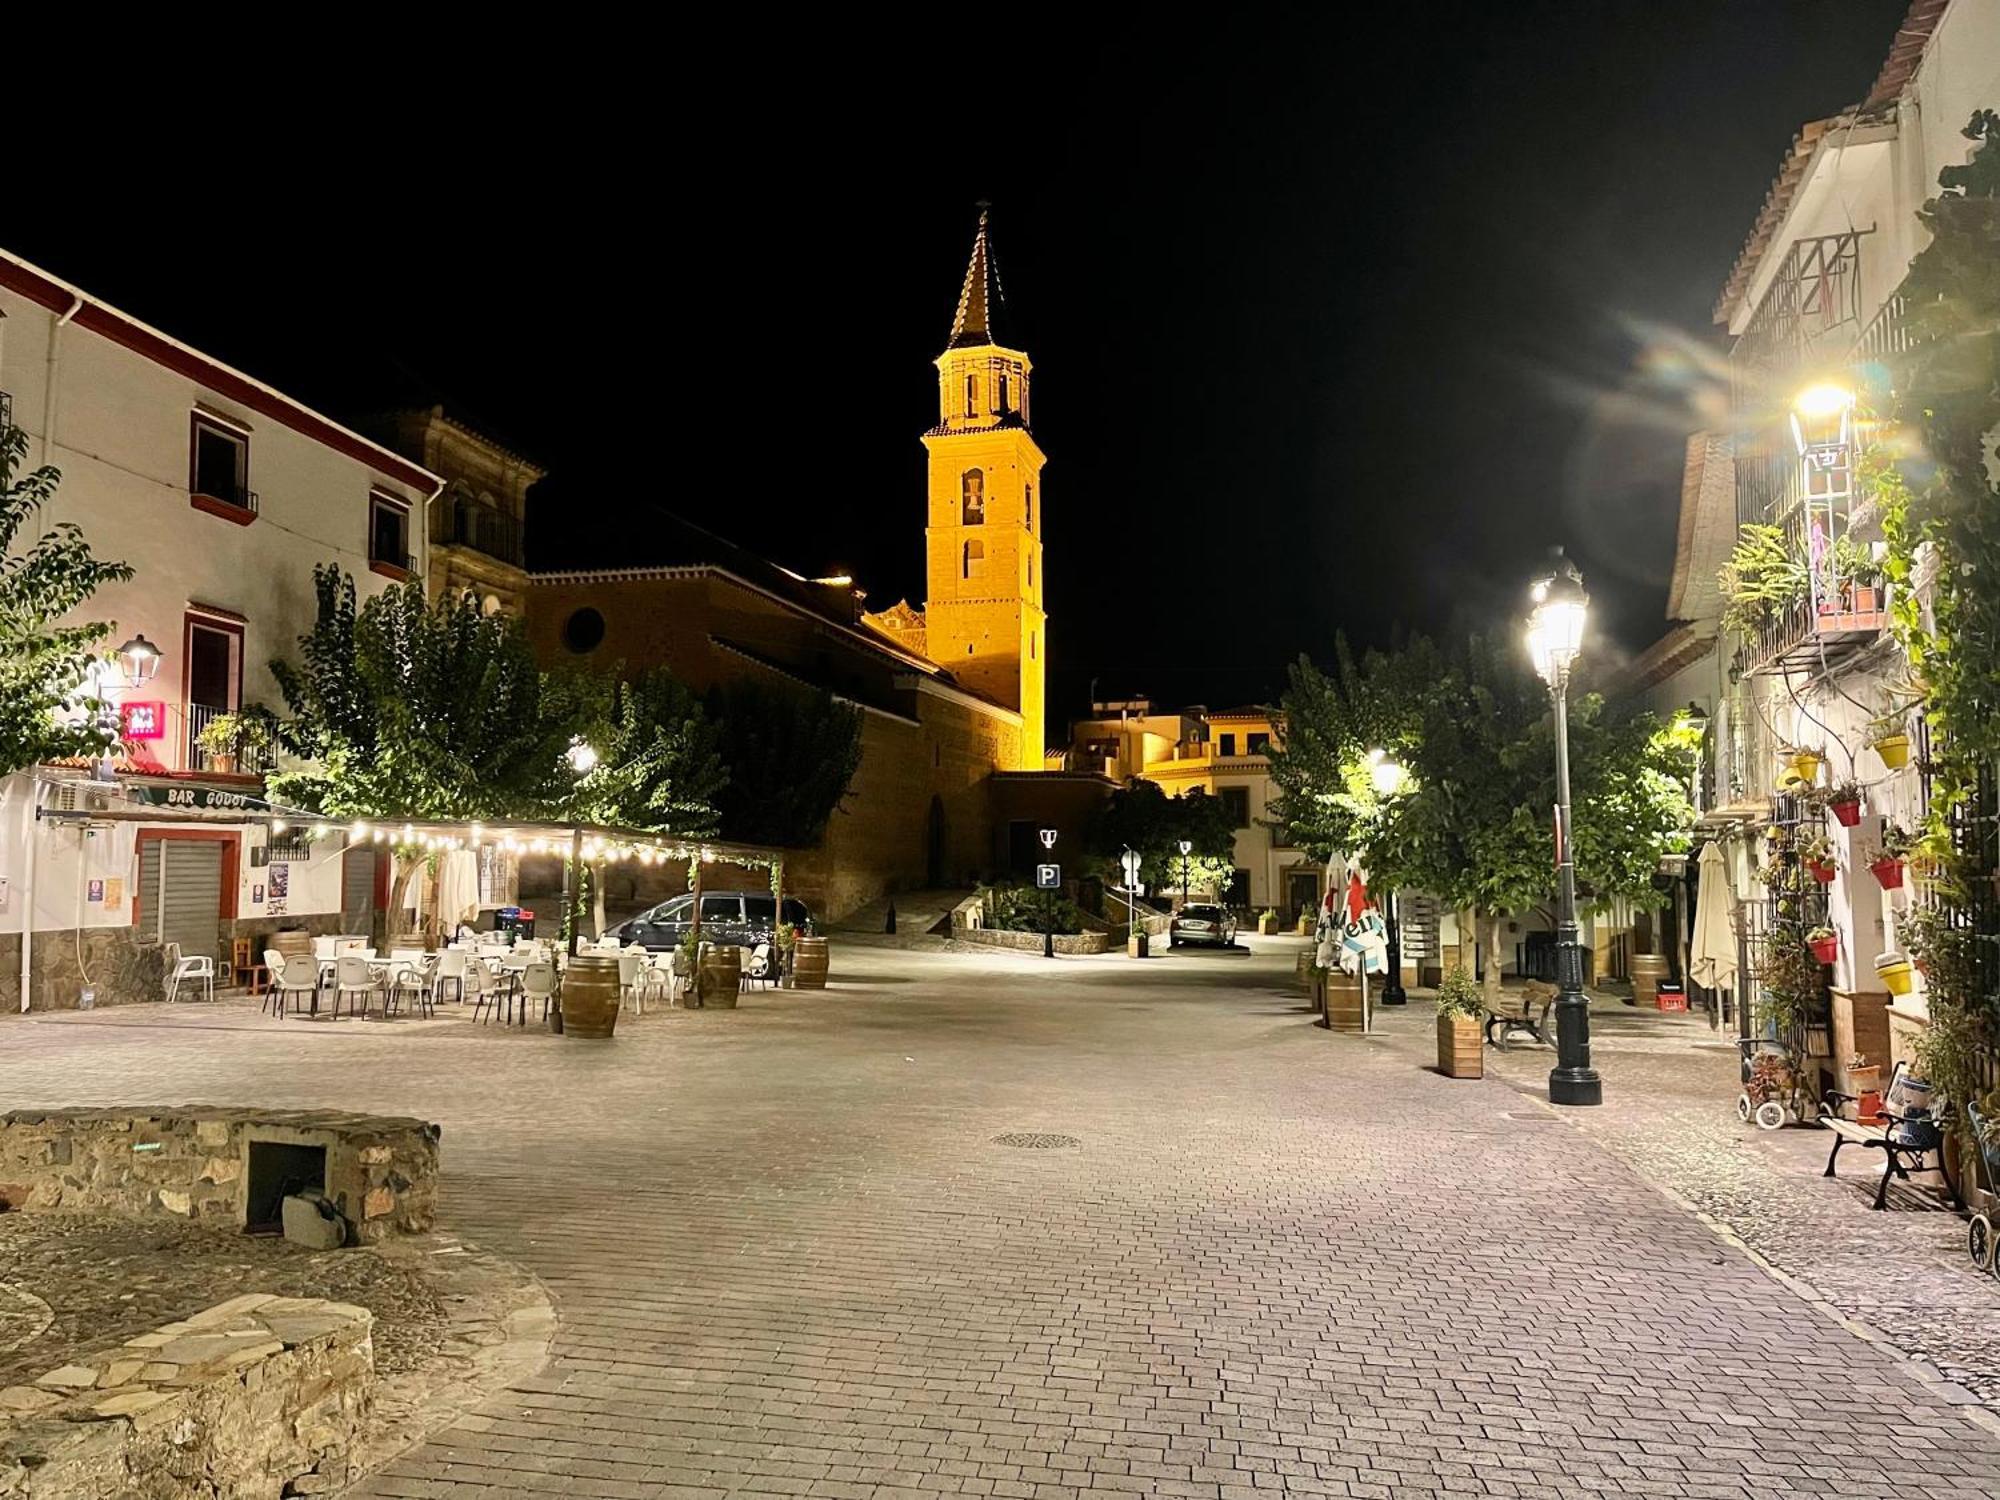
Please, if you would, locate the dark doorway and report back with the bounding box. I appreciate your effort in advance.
[927,795,947,888]
[1007,820,1042,878]
[245,1140,325,1234]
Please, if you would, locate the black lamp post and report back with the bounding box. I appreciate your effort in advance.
[1177,839,1192,906]
[1368,751,1408,1004]
[1527,551,1601,1107]
[1039,827,1058,959]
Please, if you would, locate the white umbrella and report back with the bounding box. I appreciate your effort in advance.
[1689,841,1737,993]
[422,848,481,932]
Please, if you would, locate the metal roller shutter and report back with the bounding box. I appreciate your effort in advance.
[158,842,223,960]
[138,842,162,937]
[343,849,377,913]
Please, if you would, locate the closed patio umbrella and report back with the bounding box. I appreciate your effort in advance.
[1689,841,1737,995]
[436,849,481,933]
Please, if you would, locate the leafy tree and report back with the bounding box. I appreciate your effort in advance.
[0,427,134,775]
[1274,631,1691,1000]
[560,665,727,936]
[267,566,585,921]
[705,678,863,847]
[1083,779,1238,892]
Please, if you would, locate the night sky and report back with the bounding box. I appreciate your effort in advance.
[10,3,1907,728]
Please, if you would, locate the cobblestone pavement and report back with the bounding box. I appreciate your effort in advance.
[1429,986,2000,1410]
[5,943,2000,1498]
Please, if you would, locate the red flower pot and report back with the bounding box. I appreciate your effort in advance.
[1809,934,1839,964]
[1870,857,1905,890]
[1830,798,1861,827]
[1808,859,1836,884]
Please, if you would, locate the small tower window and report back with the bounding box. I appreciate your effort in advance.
[1025,483,1033,532]
[961,469,985,526]
[998,373,1010,414]
[964,374,976,417]
[963,539,985,579]
[1028,555,1034,587]
[1031,630,1037,660]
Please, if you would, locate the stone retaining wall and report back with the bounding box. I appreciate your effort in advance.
[0,1108,439,1245]
[0,1293,370,1498]
[955,927,1111,955]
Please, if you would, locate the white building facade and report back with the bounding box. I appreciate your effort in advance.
[0,248,442,1009]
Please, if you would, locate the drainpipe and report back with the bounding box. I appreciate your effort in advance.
[20,783,43,1012]
[41,294,83,475]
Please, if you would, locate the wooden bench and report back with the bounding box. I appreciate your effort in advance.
[1484,981,1556,1049]
[1821,1061,1958,1210]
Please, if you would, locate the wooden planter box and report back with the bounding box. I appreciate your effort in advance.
[1437,1014,1482,1077]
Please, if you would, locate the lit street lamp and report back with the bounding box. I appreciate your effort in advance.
[87,635,165,781]
[1527,551,1600,1107]
[1367,751,1408,1006]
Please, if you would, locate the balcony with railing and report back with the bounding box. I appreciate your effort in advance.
[437,494,524,568]
[185,703,273,777]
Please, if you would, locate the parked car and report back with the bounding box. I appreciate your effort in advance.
[1170,903,1236,948]
[608,892,813,965]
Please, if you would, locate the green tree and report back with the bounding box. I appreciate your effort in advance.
[705,678,863,847]
[0,428,134,775]
[267,566,586,921]
[1275,632,1691,1000]
[1084,779,1238,893]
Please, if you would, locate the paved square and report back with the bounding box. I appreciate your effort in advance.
[5,940,1999,1498]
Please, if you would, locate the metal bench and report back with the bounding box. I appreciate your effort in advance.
[1820,1061,1958,1210]
[1485,980,1556,1049]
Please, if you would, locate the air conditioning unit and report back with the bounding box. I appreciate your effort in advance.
[50,782,113,814]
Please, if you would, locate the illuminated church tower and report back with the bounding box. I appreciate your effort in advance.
[921,206,1047,768]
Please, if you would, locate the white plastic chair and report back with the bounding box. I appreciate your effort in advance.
[163,941,216,1004]
[386,959,433,1018]
[274,955,321,1017]
[432,948,468,1005]
[333,955,379,1020]
[522,961,559,1026]
[261,949,290,1016]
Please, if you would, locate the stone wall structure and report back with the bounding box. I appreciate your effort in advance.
[0,1293,370,1498]
[0,1108,439,1244]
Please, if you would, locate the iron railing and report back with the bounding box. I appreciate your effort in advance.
[194,486,259,517]
[186,703,272,776]
[369,549,416,575]
[438,496,523,567]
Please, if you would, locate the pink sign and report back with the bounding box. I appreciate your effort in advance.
[121,701,165,740]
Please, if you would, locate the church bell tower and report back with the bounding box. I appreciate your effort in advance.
[921,206,1047,769]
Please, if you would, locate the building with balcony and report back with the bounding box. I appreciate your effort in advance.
[1622,0,1999,1061]
[368,406,539,617]
[0,246,444,1008]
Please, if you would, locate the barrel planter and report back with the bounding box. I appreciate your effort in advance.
[1322,973,1365,1034]
[1628,954,1668,1007]
[792,936,830,991]
[697,945,742,1009]
[1437,1014,1483,1078]
[562,953,622,1040]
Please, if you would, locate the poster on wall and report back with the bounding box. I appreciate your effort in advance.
[267,862,289,915]
[87,879,104,903]
[252,884,265,905]
[104,878,122,908]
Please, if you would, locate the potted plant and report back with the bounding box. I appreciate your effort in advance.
[1869,712,1912,771]
[1434,965,1484,1079]
[1827,533,1885,614]
[1868,822,1911,890]
[1845,1053,1883,1122]
[193,710,271,774]
[1807,925,1839,964]
[1779,743,1824,788]
[1800,831,1837,884]
[1824,779,1863,828]
[1257,908,1277,935]
[1875,949,1915,996]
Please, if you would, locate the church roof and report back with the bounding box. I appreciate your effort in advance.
[946,204,1004,350]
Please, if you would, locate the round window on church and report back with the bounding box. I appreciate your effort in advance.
[562,607,606,654]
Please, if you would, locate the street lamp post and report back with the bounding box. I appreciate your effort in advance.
[1039,827,1058,959]
[1527,551,1601,1107]
[88,634,162,782]
[1177,839,1192,906]
[1368,752,1408,1005]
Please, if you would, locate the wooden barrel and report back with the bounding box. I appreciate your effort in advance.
[697,946,741,1009]
[792,936,829,991]
[1629,953,1668,1008]
[1294,949,1316,992]
[1323,973,1365,1034]
[271,930,313,964]
[561,953,622,1039]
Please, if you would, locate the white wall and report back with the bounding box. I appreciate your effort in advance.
[0,285,430,763]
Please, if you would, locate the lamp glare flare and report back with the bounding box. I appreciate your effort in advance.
[1526,561,1588,687]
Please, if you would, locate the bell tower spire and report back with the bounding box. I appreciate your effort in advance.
[920,205,1047,769]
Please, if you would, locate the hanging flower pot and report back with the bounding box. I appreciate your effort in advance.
[1875,953,1915,996]
[1829,796,1862,827]
[1808,930,1840,964]
[1808,858,1837,884]
[1869,856,1905,890]
[1873,733,1912,771]
[1784,748,1823,786]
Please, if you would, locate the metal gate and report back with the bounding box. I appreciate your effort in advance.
[342,847,377,915]
[138,840,224,960]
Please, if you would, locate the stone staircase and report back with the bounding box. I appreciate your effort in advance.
[828,890,973,943]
